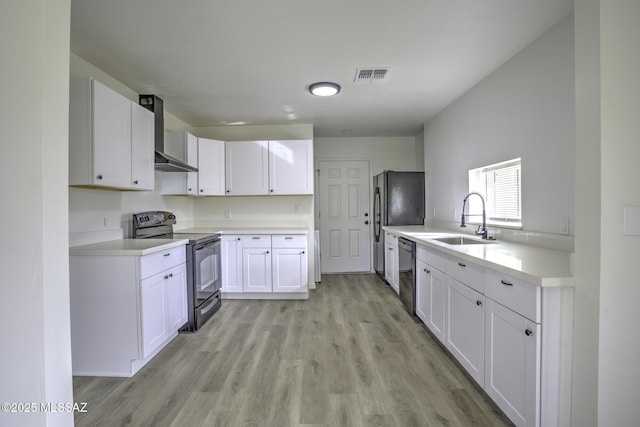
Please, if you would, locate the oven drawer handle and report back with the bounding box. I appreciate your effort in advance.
[163,253,171,257]
[196,240,221,251]
[201,297,219,315]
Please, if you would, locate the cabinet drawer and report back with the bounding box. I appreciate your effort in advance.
[272,235,307,248]
[140,246,186,279]
[484,269,541,323]
[416,245,445,271]
[385,232,398,247]
[445,255,484,293]
[239,235,272,248]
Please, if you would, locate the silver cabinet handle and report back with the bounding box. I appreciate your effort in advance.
[133,180,139,185]
[500,280,513,286]
[525,329,533,336]
[458,262,466,267]
[164,253,171,257]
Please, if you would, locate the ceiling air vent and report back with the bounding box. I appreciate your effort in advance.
[354,67,390,84]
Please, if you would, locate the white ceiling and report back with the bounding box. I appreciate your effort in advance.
[70,0,573,137]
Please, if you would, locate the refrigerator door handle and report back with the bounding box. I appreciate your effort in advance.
[374,188,381,242]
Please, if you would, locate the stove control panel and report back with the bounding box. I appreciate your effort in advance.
[133,211,176,230]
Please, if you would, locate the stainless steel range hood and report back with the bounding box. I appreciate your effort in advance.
[139,95,198,173]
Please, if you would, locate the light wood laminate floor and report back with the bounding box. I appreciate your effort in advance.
[73,274,512,426]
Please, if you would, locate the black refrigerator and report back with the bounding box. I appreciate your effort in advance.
[373,171,425,278]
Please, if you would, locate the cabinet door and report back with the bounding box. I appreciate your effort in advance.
[225,141,269,195]
[242,247,272,292]
[221,236,242,293]
[445,276,485,386]
[198,138,225,195]
[166,264,188,331]
[272,248,308,292]
[415,259,429,322]
[92,79,132,188]
[140,272,168,358]
[130,102,155,190]
[384,242,394,288]
[485,299,540,427]
[186,133,198,195]
[416,260,446,342]
[268,140,313,195]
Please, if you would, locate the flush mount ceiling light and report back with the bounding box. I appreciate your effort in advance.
[309,82,341,97]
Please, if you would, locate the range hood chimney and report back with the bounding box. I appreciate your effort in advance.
[139,95,198,173]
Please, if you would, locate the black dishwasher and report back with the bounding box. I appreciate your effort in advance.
[398,237,416,318]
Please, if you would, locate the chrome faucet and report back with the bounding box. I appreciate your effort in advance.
[460,192,488,239]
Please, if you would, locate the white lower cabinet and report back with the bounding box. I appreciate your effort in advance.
[415,259,446,342]
[221,234,308,298]
[384,241,399,293]
[140,263,188,358]
[221,235,243,292]
[272,248,308,292]
[141,272,169,358]
[409,242,571,427]
[242,243,272,293]
[485,298,540,427]
[445,276,485,386]
[70,245,187,377]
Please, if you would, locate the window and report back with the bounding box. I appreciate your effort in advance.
[468,158,521,228]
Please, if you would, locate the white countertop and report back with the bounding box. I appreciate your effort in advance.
[175,227,309,235]
[69,238,189,256]
[384,225,573,287]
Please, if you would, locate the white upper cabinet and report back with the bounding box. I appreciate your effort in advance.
[130,103,155,190]
[226,140,313,196]
[69,77,154,190]
[225,141,270,195]
[269,140,314,195]
[185,133,198,195]
[197,138,225,196]
[160,131,200,195]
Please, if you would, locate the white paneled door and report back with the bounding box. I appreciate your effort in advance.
[318,160,371,273]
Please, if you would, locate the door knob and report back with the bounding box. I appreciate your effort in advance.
[364,220,369,225]
[364,213,369,217]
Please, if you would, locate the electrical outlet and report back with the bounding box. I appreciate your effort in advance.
[453,209,458,220]
[560,217,569,235]
[224,211,231,220]
[433,208,436,218]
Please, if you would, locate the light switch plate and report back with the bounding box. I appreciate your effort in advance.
[623,206,640,235]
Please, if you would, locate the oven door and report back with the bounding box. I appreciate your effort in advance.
[193,238,222,308]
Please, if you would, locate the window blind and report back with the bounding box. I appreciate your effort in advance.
[485,163,521,221]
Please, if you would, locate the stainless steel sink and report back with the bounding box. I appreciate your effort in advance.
[433,236,495,245]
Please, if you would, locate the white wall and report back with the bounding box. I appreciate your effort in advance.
[423,14,575,236]
[572,0,601,425]
[597,0,640,424]
[314,136,419,174]
[0,1,74,427]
